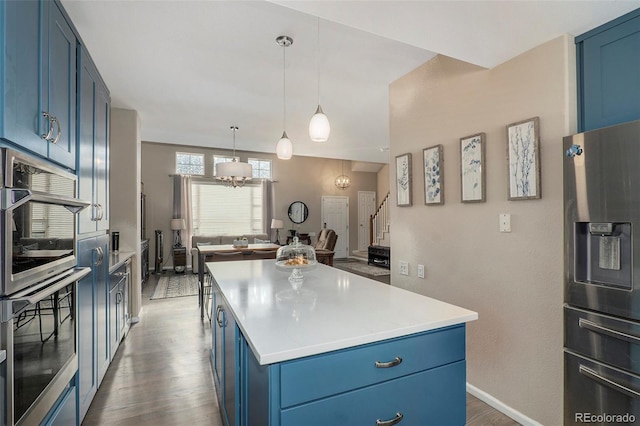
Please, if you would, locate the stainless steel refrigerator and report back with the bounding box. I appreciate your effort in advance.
[563,119,640,425]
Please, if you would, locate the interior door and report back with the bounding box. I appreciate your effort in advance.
[357,191,376,252]
[321,196,349,258]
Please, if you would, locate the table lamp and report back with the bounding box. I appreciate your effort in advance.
[170,218,187,247]
[271,219,283,245]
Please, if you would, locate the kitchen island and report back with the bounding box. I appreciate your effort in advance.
[206,259,478,426]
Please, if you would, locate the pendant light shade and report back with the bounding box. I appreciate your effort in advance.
[309,18,330,143]
[276,35,293,159]
[276,131,293,160]
[309,105,331,142]
[215,126,252,188]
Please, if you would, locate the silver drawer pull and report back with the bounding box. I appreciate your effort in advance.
[579,365,640,399]
[375,356,402,368]
[579,318,640,344]
[376,412,404,426]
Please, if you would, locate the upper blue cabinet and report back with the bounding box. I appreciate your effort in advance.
[577,8,640,132]
[0,0,77,170]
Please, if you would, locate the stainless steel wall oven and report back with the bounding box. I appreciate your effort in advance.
[1,149,87,296]
[0,148,90,425]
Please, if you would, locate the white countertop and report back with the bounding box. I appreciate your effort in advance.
[109,251,135,273]
[206,260,478,365]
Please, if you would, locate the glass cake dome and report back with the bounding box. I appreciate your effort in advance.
[275,236,317,289]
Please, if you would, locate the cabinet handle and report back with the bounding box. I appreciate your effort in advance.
[91,203,99,221]
[376,412,404,426]
[116,291,122,304]
[97,204,103,220]
[375,357,402,368]
[95,247,104,266]
[50,116,61,144]
[215,306,222,327]
[41,112,54,141]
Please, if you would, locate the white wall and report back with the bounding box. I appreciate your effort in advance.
[389,35,576,425]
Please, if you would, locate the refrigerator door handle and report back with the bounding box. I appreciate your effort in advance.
[579,318,640,344]
[579,365,640,399]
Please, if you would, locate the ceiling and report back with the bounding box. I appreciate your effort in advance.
[61,0,640,164]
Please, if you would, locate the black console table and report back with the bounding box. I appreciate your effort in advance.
[368,245,390,269]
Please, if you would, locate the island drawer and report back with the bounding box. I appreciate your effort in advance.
[279,325,465,408]
[280,360,466,426]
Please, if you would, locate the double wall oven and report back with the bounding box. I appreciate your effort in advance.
[0,148,90,425]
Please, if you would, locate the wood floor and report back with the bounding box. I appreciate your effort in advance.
[83,272,520,426]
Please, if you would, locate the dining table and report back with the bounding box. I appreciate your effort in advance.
[196,243,280,318]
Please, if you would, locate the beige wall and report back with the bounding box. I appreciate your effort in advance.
[389,35,576,425]
[110,108,143,318]
[377,164,390,202]
[141,142,378,268]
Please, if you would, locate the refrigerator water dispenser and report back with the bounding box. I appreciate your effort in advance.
[574,222,632,289]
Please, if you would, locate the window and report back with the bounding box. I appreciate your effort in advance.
[176,152,204,175]
[248,158,272,179]
[191,181,264,236]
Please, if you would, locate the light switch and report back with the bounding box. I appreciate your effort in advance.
[417,264,425,279]
[499,213,511,233]
[399,261,409,276]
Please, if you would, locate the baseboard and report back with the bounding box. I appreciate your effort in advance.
[466,383,543,426]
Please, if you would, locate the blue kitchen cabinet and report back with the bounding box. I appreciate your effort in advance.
[0,0,77,169]
[76,235,110,423]
[77,46,110,235]
[577,8,640,132]
[226,324,466,426]
[211,289,240,426]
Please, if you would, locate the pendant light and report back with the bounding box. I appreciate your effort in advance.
[309,18,330,142]
[276,35,293,160]
[335,160,351,190]
[215,126,252,188]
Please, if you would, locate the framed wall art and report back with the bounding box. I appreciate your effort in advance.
[507,117,540,200]
[423,145,444,205]
[460,133,485,203]
[395,153,412,207]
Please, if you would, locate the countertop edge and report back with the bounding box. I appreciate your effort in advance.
[251,312,478,365]
[109,251,135,273]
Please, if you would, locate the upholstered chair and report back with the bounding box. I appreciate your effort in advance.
[315,229,337,266]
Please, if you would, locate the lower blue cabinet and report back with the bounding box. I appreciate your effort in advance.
[280,361,466,426]
[214,323,467,426]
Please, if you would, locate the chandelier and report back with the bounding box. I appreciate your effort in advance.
[215,126,252,188]
[335,161,351,190]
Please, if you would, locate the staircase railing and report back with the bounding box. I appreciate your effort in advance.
[369,192,390,246]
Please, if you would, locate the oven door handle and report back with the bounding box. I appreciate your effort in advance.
[1,188,90,213]
[2,267,91,321]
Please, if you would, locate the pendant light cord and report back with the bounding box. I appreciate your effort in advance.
[317,18,320,104]
[283,42,286,130]
[231,126,238,157]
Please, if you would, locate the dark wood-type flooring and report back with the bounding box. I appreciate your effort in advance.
[83,269,519,426]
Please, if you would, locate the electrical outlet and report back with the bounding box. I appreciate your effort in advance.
[417,264,425,279]
[399,261,409,276]
[499,213,512,233]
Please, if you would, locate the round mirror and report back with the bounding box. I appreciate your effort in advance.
[288,201,309,224]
